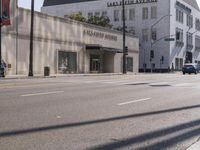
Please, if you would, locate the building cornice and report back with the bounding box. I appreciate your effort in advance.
[43,0,99,7]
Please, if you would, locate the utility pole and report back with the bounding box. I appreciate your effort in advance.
[0,0,2,68]
[29,0,34,76]
[122,0,126,74]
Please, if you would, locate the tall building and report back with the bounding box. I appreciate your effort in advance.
[42,0,200,72]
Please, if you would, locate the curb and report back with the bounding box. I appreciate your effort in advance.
[187,139,200,150]
[1,72,183,80]
[2,73,124,80]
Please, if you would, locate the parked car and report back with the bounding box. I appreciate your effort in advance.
[182,63,200,75]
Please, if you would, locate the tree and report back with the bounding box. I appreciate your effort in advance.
[68,12,86,22]
[87,15,112,28]
[68,12,112,28]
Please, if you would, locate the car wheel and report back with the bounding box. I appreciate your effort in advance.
[183,72,185,75]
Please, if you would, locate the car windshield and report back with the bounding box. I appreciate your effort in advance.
[184,65,193,67]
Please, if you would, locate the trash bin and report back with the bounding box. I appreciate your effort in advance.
[44,66,50,76]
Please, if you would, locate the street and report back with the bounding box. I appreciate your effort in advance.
[0,73,200,150]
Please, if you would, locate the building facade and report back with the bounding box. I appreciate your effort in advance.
[1,0,139,76]
[42,0,200,72]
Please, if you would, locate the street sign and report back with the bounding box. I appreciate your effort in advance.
[165,38,175,41]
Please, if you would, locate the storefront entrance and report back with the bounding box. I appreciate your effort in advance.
[86,44,123,73]
[90,55,102,73]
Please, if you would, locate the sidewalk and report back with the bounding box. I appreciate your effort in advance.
[1,72,182,80]
[3,73,124,79]
[187,139,200,150]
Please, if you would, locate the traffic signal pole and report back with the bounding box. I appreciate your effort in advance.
[29,0,34,76]
[122,0,126,74]
[0,0,2,67]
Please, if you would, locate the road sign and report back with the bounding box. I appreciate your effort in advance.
[164,38,175,41]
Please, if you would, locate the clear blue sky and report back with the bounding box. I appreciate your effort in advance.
[18,0,200,12]
[18,0,44,11]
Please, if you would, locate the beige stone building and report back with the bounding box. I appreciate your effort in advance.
[1,0,139,76]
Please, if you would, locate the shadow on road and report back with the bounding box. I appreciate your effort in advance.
[1,104,200,149]
[89,119,200,150]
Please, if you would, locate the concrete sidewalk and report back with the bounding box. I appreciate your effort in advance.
[3,73,124,79]
[1,72,181,80]
[187,139,200,150]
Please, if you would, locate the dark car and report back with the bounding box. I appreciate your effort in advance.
[182,63,200,75]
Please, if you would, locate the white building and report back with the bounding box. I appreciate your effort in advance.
[1,0,139,76]
[42,0,200,72]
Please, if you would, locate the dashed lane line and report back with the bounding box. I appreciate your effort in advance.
[118,98,152,106]
[21,91,64,97]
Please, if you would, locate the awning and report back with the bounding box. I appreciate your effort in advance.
[86,44,123,53]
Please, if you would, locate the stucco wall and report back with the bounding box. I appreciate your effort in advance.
[2,1,139,75]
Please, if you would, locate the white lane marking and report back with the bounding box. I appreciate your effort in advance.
[118,98,152,106]
[21,91,64,97]
[56,116,62,119]
[173,83,191,87]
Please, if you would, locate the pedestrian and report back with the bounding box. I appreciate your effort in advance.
[171,63,174,72]
[0,60,7,77]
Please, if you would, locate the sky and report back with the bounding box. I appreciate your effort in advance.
[18,0,200,12]
[18,0,44,11]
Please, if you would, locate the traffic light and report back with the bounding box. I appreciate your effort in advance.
[125,46,128,55]
[150,50,154,59]
[161,56,164,64]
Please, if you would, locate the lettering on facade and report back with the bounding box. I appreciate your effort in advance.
[176,1,192,14]
[107,0,157,7]
[83,30,118,41]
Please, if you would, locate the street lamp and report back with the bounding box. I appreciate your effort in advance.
[29,0,34,76]
[150,14,172,73]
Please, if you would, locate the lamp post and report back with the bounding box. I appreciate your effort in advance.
[0,0,2,69]
[122,0,126,74]
[150,14,172,73]
[29,0,34,77]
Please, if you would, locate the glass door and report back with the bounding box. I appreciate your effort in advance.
[90,55,101,73]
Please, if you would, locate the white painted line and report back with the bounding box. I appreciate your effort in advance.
[118,98,152,106]
[174,83,191,87]
[21,91,64,97]
[56,116,62,119]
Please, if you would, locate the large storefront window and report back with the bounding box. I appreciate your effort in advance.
[58,51,77,74]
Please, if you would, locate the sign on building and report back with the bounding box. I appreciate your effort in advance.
[1,0,11,26]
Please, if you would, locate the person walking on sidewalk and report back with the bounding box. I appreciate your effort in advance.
[0,60,7,77]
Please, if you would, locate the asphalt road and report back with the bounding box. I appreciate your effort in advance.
[1,73,200,150]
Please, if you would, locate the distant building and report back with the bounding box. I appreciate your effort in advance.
[1,0,139,76]
[42,0,200,72]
